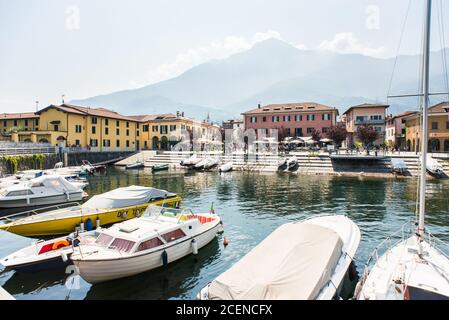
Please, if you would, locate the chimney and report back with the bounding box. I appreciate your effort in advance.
[182,112,184,117]
[176,111,180,117]
[258,103,261,109]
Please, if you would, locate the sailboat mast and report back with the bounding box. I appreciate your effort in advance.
[418,0,432,238]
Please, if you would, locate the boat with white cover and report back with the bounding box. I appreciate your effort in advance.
[355,0,449,300]
[194,157,211,170]
[0,175,85,208]
[0,229,99,272]
[0,170,87,190]
[203,157,220,170]
[0,185,182,237]
[198,215,360,300]
[287,156,298,169]
[180,154,202,166]
[70,205,223,284]
[219,162,233,172]
[425,155,444,177]
[390,158,408,175]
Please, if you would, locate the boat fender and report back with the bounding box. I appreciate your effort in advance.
[96,218,101,229]
[85,218,93,231]
[223,237,229,246]
[191,239,198,255]
[52,239,71,250]
[61,251,69,262]
[120,211,128,219]
[162,250,168,267]
[73,238,81,247]
[135,209,141,218]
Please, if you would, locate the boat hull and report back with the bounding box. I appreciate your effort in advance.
[73,221,221,284]
[0,196,182,237]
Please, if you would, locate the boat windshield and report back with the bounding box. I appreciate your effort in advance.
[110,238,135,253]
[405,286,449,300]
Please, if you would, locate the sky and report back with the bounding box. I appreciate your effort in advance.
[0,0,447,113]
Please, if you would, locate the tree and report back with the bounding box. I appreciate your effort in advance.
[311,129,321,142]
[326,125,347,147]
[355,124,379,149]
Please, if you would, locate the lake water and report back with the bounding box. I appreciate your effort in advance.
[1,167,449,300]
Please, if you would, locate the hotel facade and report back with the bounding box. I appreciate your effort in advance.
[242,102,338,138]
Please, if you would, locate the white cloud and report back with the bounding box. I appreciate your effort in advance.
[139,30,287,86]
[317,32,385,57]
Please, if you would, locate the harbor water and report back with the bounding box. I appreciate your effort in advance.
[1,167,449,300]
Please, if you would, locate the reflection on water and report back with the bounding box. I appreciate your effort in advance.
[1,167,449,300]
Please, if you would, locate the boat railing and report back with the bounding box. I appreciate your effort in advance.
[0,202,81,223]
[360,221,414,285]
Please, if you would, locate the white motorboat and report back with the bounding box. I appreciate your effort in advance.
[126,162,144,169]
[287,156,298,169]
[0,229,99,272]
[425,155,444,177]
[355,0,449,300]
[70,205,223,284]
[203,157,220,170]
[219,162,233,172]
[180,154,202,166]
[194,157,210,170]
[0,175,85,208]
[198,215,360,300]
[390,158,408,175]
[47,162,89,176]
[0,170,44,189]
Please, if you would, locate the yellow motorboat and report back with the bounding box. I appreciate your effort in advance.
[0,186,181,237]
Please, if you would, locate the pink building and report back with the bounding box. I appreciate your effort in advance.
[385,111,418,150]
[242,102,338,138]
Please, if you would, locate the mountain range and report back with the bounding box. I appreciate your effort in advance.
[71,38,449,122]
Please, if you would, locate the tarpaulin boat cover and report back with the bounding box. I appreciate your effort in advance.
[208,222,343,300]
[29,175,81,192]
[82,186,176,209]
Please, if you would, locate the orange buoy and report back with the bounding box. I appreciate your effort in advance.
[223,237,229,246]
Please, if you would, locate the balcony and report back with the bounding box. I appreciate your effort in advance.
[354,119,385,125]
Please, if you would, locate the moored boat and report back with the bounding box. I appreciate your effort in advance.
[203,157,220,170]
[0,186,182,237]
[70,205,223,284]
[425,155,444,177]
[198,215,360,300]
[219,162,233,172]
[287,156,298,169]
[0,175,85,208]
[180,154,201,166]
[126,162,144,170]
[390,158,408,175]
[151,164,169,172]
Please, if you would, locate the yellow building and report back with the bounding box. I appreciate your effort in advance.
[132,113,221,150]
[0,112,40,134]
[405,101,449,152]
[7,104,140,151]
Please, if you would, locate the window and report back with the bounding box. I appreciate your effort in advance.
[116,128,120,135]
[432,122,438,130]
[143,125,149,132]
[14,120,17,126]
[6,190,34,197]
[116,120,120,127]
[126,140,130,147]
[356,116,365,122]
[92,117,98,124]
[250,116,257,123]
[116,140,120,147]
[322,127,330,133]
[160,126,168,134]
[126,129,129,136]
[295,128,303,136]
[105,119,109,126]
[75,125,82,133]
[295,115,302,121]
[136,123,139,129]
[110,238,135,253]
[90,139,98,147]
[103,139,111,147]
[262,116,267,122]
[307,114,315,121]
[126,122,129,128]
[75,139,80,146]
[283,115,291,122]
[152,126,158,132]
[137,237,164,252]
[96,234,113,246]
[322,114,331,121]
[105,127,109,135]
[375,127,382,133]
[54,124,59,131]
[307,127,314,134]
[370,115,382,120]
[170,125,177,131]
[137,130,139,137]
[24,119,28,126]
[181,124,186,130]
[446,121,449,129]
[161,229,186,243]
[272,116,280,122]
[92,126,96,134]
[3,121,6,126]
